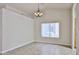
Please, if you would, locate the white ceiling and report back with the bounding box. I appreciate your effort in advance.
[6,3,73,11]
[0,3,73,18]
[0,3,73,10]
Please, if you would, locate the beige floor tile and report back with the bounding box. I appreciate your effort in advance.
[3,42,76,55]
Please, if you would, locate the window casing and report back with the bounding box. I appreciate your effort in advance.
[41,23,59,38]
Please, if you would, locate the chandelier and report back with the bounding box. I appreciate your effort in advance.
[33,3,43,17]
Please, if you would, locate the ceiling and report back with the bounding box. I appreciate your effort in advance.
[0,3,73,9]
[0,3,73,18]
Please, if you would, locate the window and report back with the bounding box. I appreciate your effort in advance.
[41,23,59,38]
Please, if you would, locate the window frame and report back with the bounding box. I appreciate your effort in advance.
[40,21,60,39]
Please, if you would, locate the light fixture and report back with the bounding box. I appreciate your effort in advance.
[33,3,43,17]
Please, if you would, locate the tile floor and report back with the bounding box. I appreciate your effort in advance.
[3,42,76,55]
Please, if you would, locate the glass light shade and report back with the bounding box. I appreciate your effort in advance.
[34,11,43,17]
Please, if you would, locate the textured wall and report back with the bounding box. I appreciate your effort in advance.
[0,9,2,54]
[34,9,71,46]
[2,8,34,52]
[76,4,79,55]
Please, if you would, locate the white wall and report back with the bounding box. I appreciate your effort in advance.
[76,4,79,54]
[0,9,2,54]
[2,8,34,53]
[34,9,71,46]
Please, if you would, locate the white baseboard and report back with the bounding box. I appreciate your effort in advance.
[2,41,33,53]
